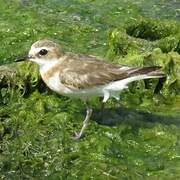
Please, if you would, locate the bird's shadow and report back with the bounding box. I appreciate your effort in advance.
[91,107,180,128]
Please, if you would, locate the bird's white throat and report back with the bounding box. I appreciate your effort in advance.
[38,59,60,73]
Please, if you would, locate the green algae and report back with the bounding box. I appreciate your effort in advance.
[0,0,180,179]
[107,18,180,57]
[107,18,180,103]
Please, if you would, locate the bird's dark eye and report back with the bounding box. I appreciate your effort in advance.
[39,49,48,56]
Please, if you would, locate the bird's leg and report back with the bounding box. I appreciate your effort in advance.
[100,101,105,112]
[99,97,105,117]
[73,102,92,140]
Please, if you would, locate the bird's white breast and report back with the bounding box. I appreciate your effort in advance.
[41,71,74,95]
[39,60,73,95]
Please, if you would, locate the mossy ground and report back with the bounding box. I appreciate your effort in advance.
[0,0,180,179]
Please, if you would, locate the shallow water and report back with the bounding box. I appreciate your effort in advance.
[0,0,180,179]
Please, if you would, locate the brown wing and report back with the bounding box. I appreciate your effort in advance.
[59,53,163,90]
[59,54,129,89]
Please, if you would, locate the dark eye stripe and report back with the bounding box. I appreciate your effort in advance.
[39,49,48,56]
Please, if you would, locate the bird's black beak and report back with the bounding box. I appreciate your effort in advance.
[15,55,32,62]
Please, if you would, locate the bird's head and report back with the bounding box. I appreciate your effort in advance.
[16,39,64,66]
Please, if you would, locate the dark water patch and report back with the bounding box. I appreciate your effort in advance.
[93,107,180,128]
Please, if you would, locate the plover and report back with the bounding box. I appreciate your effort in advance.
[16,39,165,139]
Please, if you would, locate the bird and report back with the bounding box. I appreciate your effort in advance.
[16,39,165,139]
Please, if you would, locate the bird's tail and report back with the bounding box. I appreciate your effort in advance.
[128,66,165,79]
[119,66,166,85]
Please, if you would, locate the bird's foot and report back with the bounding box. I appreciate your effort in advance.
[71,132,84,140]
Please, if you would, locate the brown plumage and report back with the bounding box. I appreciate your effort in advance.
[57,53,164,90]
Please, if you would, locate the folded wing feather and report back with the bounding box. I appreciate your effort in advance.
[59,54,164,90]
